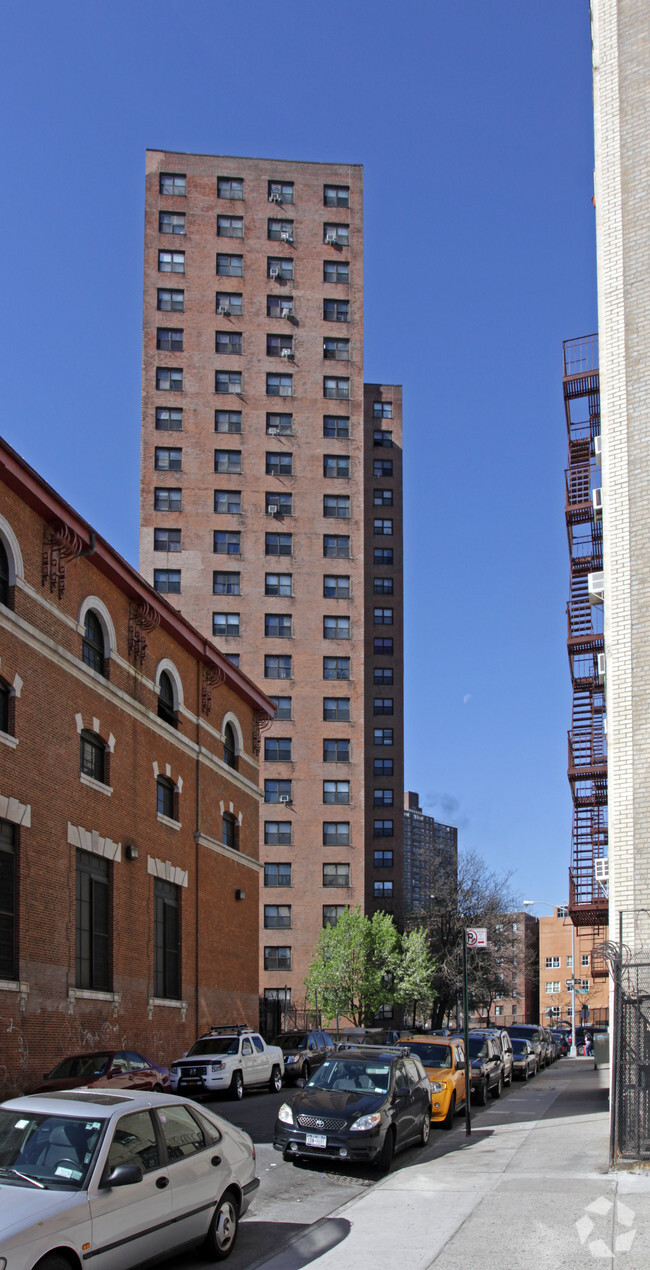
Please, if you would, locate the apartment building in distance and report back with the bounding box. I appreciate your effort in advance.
[539,907,608,1029]
[139,152,404,1010]
[402,791,457,920]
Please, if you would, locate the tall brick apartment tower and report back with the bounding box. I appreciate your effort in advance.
[139,152,404,1016]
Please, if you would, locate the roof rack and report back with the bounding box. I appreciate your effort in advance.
[208,1023,251,1035]
[336,1042,407,1056]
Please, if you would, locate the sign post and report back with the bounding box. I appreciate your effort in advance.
[462,928,488,1136]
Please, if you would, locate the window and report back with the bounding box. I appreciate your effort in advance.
[217,215,243,238]
[323,781,350,805]
[157,671,177,728]
[223,723,237,769]
[216,292,243,316]
[323,455,350,479]
[264,905,291,929]
[265,613,292,638]
[214,490,242,513]
[214,449,241,473]
[324,223,349,245]
[323,495,350,519]
[154,569,181,593]
[157,289,184,312]
[154,878,180,999]
[374,789,394,806]
[374,667,393,685]
[324,616,350,639]
[222,812,238,850]
[374,518,393,536]
[323,260,349,284]
[373,429,393,447]
[374,548,393,566]
[156,367,183,392]
[324,184,349,207]
[374,697,394,715]
[581,953,590,967]
[323,376,350,400]
[266,452,293,477]
[323,863,350,888]
[265,779,292,805]
[544,956,560,969]
[323,415,350,438]
[157,327,184,351]
[265,655,292,679]
[215,371,242,394]
[323,575,350,598]
[267,295,294,318]
[323,739,350,762]
[80,730,106,783]
[373,578,393,595]
[374,488,393,506]
[215,410,242,433]
[265,737,292,761]
[374,850,393,868]
[225,653,239,667]
[545,981,561,994]
[267,373,293,397]
[160,172,186,195]
[373,881,393,899]
[374,459,393,477]
[82,610,105,675]
[212,612,240,637]
[374,607,394,625]
[323,535,350,559]
[264,863,291,887]
[266,334,293,358]
[270,696,292,720]
[323,657,350,680]
[159,211,185,235]
[374,728,393,746]
[268,218,294,242]
[216,331,243,355]
[374,819,394,837]
[156,775,176,820]
[156,407,183,431]
[158,250,185,273]
[213,530,241,557]
[323,906,346,928]
[323,822,350,845]
[268,180,294,203]
[267,257,294,281]
[374,759,393,776]
[264,946,291,971]
[323,299,349,322]
[374,638,394,655]
[0,820,17,979]
[566,956,573,968]
[0,679,10,736]
[154,528,181,552]
[265,412,292,437]
[323,338,349,361]
[557,905,569,918]
[218,176,243,199]
[154,488,182,512]
[265,573,292,597]
[323,697,350,721]
[580,978,589,990]
[265,821,292,846]
[216,254,243,277]
[373,402,393,418]
[75,849,110,991]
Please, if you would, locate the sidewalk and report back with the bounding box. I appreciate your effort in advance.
[252,1061,650,1270]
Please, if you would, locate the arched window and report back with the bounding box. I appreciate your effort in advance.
[0,540,9,607]
[157,775,176,821]
[82,610,105,676]
[80,730,106,784]
[158,670,177,728]
[224,722,237,769]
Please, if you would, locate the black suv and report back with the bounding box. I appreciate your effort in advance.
[273,1045,431,1171]
[271,1030,335,1083]
[462,1034,504,1104]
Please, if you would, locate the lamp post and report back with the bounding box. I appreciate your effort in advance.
[523,900,577,1057]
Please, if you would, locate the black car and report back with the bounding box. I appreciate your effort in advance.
[511,1037,538,1080]
[271,1030,335,1083]
[506,1024,545,1069]
[273,1045,432,1171]
[550,1029,570,1058]
[462,1034,504,1104]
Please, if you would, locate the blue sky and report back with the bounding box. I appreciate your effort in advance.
[1,0,597,906]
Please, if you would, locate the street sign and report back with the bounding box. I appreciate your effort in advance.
[466,928,488,948]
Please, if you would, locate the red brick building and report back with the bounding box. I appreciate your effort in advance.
[0,437,273,1096]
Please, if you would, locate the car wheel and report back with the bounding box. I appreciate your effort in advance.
[376,1127,395,1173]
[420,1110,431,1145]
[441,1092,456,1130]
[205,1189,239,1260]
[153,1083,163,1093]
[35,1258,73,1270]
[490,1075,503,1100]
[474,1078,487,1106]
[269,1064,282,1093]
[229,1070,244,1100]
[522,1066,528,1082]
[301,1061,311,1082]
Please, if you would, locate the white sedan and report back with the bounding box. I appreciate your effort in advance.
[0,1088,259,1269]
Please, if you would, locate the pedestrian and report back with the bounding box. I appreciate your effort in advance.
[584,1033,593,1057]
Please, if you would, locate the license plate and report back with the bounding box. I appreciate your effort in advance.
[305,1134,327,1148]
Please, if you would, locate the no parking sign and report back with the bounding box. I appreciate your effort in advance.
[466,927,488,948]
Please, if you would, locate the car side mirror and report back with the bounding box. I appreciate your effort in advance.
[456,1059,465,1071]
[104,1164,143,1188]
[395,1084,409,1099]
[296,1078,306,1088]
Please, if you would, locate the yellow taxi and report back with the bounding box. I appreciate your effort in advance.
[397,1035,466,1128]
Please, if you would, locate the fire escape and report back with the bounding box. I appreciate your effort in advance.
[564,335,609,933]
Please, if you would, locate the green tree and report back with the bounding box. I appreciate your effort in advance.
[305,906,400,1026]
[394,926,437,1028]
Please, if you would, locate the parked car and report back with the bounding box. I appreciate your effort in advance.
[0,1088,258,1266]
[551,1030,570,1057]
[506,1024,545,1069]
[27,1049,170,1095]
[397,1034,466,1128]
[460,1034,504,1104]
[170,1025,284,1100]
[274,1044,431,1171]
[470,1029,514,1086]
[511,1037,538,1080]
[271,1030,335,1083]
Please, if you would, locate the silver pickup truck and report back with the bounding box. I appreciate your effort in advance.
[170,1024,285,1100]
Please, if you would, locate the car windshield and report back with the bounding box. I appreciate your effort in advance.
[508,1027,541,1042]
[511,1039,529,1055]
[187,1037,239,1056]
[272,1034,309,1051]
[0,1109,104,1190]
[309,1059,391,1094]
[398,1042,452,1068]
[48,1054,112,1079]
[466,1038,487,1058]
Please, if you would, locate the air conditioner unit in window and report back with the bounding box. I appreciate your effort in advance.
[267,423,279,434]
[595,857,609,883]
[588,570,604,604]
[281,347,292,358]
[325,233,336,245]
[281,306,292,318]
[593,487,603,518]
[267,505,279,516]
[217,304,229,315]
[280,231,293,242]
[269,192,282,203]
[594,434,602,465]
[269,267,279,279]
[597,652,606,682]
[279,794,292,804]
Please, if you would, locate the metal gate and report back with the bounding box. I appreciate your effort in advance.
[613,960,650,1162]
